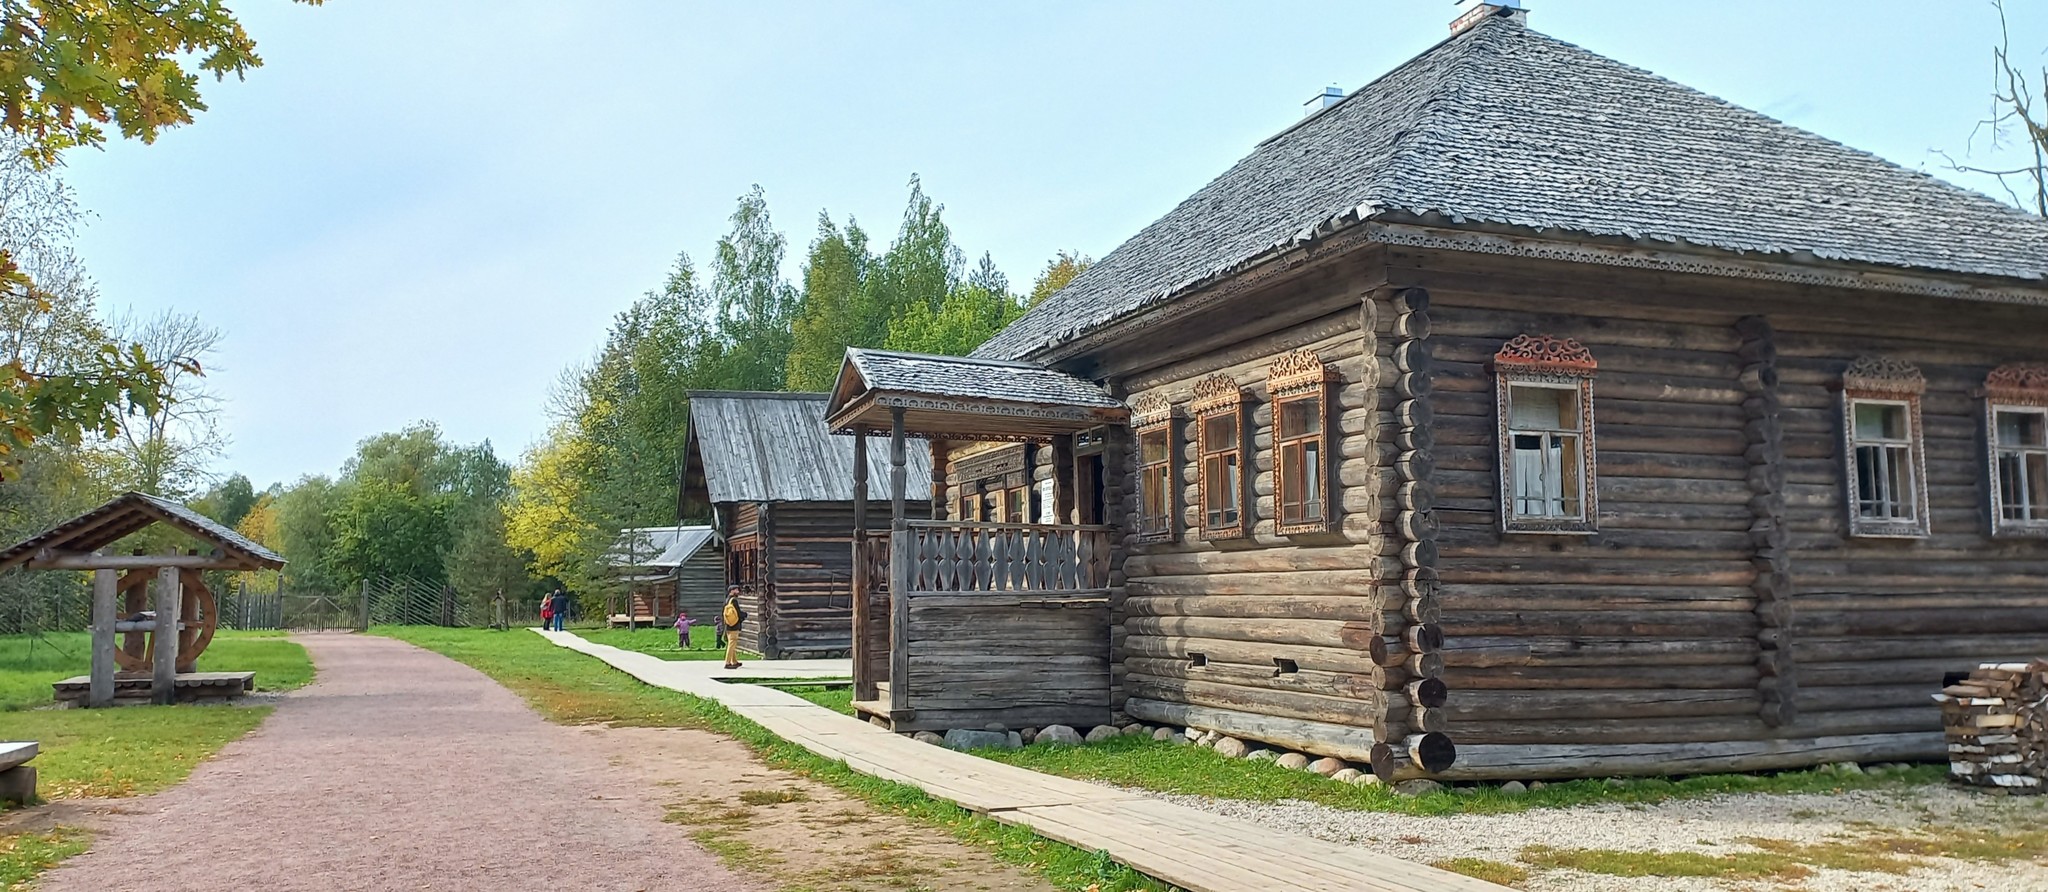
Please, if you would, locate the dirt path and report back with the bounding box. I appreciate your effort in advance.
[30,633,1051,892]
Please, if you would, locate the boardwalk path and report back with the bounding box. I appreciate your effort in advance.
[40,634,760,892]
[541,629,1511,892]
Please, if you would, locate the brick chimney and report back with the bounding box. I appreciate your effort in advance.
[1451,0,1526,34]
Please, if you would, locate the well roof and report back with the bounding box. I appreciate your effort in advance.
[0,492,285,571]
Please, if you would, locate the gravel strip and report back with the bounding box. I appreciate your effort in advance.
[37,633,765,892]
[1150,784,2048,892]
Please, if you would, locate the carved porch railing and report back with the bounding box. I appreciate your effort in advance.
[897,521,1113,594]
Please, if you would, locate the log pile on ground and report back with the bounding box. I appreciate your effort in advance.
[1935,660,2048,793]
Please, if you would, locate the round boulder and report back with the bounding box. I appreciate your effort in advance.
[1084,725,1121,744]
[912,731,945,746]
[1038,724,1083,746]
[1309,757,1348,777]
[1276,752,1311,771]
[1394,778,1443,797]
[1212,737,1248,758]
[1330,768,1363,783]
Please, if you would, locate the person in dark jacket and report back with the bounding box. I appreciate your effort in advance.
[548,589,570,632]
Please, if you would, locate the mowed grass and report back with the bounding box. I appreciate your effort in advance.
[982,733,1944,817]
[0,631,315,801]
[381,626,1170,892]
[0,828,91,889]
[574,625,729,661]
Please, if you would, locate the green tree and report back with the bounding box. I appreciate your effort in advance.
[444,499,532,606]
[706,185,797,391]
[0,0,321,473]
[859,175,961,345]
[327,478,451,586]
[884,283,1024,357]
[1027,250,1092,307]
[785,213,872,390]
[191,473,257,528]
[272,475,345,593]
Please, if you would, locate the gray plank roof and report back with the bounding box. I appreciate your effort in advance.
[687,391,933,504]
[845,349,1123,409]
[608,525,717,570]
[975,14,2048,361]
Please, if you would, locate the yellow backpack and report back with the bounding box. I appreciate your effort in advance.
[722,599,742,628]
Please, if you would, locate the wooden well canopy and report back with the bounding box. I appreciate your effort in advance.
[0,492,283,708]
[825,348,1129,442]
[0,491,284,573]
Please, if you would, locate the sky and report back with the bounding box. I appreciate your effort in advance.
[59,0,2048,489]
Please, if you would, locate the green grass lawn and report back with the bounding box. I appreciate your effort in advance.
[381,626,1168,892]
[573,625,734,661]
[0,630,316,801]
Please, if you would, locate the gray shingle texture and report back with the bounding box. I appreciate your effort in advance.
[688,392,933,504]
[976,15,2048,361]
[848,349,1122,408]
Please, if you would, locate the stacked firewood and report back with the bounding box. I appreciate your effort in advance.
[1935,660,2048,793]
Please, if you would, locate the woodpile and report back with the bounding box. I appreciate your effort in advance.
[1935,661,2048,793]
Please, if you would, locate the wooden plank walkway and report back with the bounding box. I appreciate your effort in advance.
[537,630,1508,892]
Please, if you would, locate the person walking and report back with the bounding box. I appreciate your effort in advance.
[720,586,746,670]
[548,589,570,632]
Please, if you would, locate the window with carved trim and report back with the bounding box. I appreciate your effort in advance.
[1131,393,1177,541]
[1985,364,2048,536]
[1840,356,1930,538]
[1270,349,1336,534]
[1493,335,1599,534]
[1192,374,1250,539]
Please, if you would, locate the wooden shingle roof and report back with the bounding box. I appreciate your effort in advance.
[976,13,2048,361]
[685,391,933,504]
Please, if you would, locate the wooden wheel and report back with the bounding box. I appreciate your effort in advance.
[111,569,220,675]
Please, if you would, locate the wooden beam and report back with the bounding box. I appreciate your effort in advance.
[851,427,872,701]
[889,407,907,532]
[89,566,116,708]
[152,563,181,705]
[27,552,245,571]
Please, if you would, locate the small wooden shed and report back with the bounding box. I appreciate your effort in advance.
[0,492,284,706]
[682,391,932,659]
[607,525,723,625]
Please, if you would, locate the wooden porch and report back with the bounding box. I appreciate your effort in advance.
[826,349,1130,733]
[850,521,1114,731]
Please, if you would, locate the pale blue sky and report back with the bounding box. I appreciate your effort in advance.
[62,0,2046,488]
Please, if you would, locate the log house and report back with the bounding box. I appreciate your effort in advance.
[829,3,2048,780]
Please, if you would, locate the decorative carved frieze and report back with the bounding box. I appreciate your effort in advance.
[1129,391,1175,428]
[1492,334,1599,377]
[1267,348,1334,397]
[1190,373,1245,416]
[1985,363,2048,406]
[1841,356,1927,396]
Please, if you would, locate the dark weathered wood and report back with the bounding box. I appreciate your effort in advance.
[151,563,180,705]
[89,566,115,708]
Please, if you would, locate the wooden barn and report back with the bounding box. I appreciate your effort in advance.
[827,2,2048,780]
[606,525,722,626]
[683,391,931,659]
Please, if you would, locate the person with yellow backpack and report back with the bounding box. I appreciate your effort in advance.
[721,586,747,670]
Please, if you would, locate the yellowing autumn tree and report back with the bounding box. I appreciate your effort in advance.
[504,427,600,587]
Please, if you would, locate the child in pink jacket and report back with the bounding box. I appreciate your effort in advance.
[674,612,692,650]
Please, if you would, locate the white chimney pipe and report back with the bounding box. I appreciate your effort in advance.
[1452,0,1526,33]
[1302,85,1345,117]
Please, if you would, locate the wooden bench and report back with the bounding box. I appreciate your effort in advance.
[0,741,37,804]
[51,671,255,706]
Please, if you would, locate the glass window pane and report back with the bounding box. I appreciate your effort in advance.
[1280,397,1322,438]
[1556,434,1581,516]
[2000,453,2027,521]
[1203,415,1236,452]
[1997,410,2048,448]
[1303,440,1322,508]
[2028,454,2048,520]
[1854,402,1907,441]
[1510,386,1565,430]
[1140,428,1168,463]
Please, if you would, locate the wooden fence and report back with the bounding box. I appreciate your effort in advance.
[898,522,1113,594]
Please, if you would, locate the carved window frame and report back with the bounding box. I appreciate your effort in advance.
[1191,373,1251,540]
[1493,335,1599,535]
[1839,356,1931,539]
[1983,363,2048,537]
[1269,349,1338,535]
[1131,392,1179,543]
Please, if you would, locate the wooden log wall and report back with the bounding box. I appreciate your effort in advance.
[1369,286,1455,779]
[1111,291,1388,757]
[1384,245,2048,778]
[762,500,929,659]
[896,592,1112,733]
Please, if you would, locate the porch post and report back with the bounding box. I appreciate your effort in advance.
[89,561,116,708]
[1053,434,1077,524]
[888,408,910,714]
[851,426,873,701]
[152,559,182,705]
